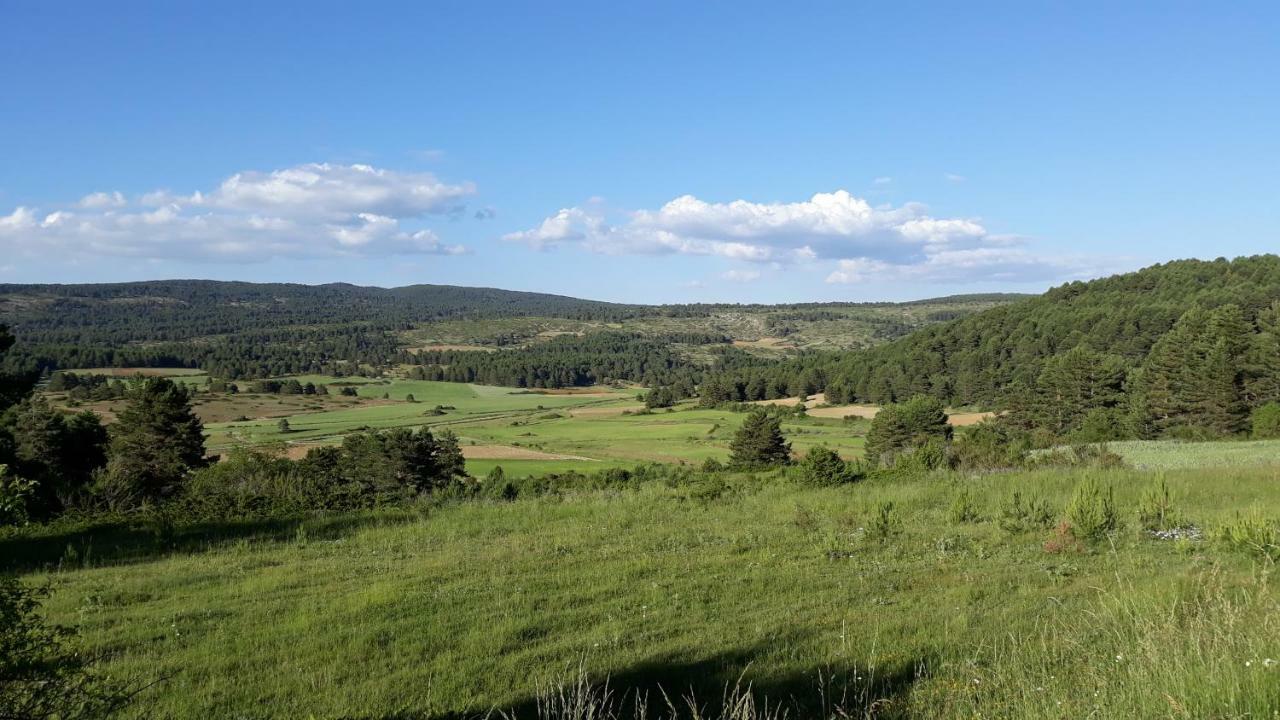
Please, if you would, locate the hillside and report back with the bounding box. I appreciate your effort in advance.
[827,255,1280,405]
[0,280,1022,378]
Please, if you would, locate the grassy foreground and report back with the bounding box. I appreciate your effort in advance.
[7,463,1280,718]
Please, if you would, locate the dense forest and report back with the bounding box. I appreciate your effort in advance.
[0,280,1014,378]
[699,256,1280,439]
[407,331,756,389]
[0,281,646,377]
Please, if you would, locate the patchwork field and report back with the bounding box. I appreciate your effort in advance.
[191,378,868,476]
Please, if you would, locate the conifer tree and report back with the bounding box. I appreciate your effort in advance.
[728,409,791,468]
[98,377,206,509]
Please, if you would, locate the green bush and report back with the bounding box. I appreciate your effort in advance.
[1137,477,1182,531]
[1251,402,1280,439]
[947,487,982,523]
[864,395,952,467]
[1215,509,1280,561]
[1065,477,1119,541]
[795,445,854,486]
[997,491,1055,533]
[0,465,36,527]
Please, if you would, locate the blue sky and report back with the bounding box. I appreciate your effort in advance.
[1,2,1277,303]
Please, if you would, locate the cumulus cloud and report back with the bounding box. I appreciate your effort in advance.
[721,269,761,283]
[507,189,1097,284]
[0,163,474,262]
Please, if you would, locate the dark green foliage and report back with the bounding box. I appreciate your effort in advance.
[3,398,107,517]
[1251,402,1280,439]
[0,576,135,718]
[0,465,37,526]
[795,445,855,486]
[179,428,470,518]
[701,257,1280,440]
[951,422,1030,470]
[864,396,952,467]
[0,281,646,379]
[0,325,36,413]
[410,332,722,389]
[728,409,791,469]
[97,378,205,510]
[277,418,291,434]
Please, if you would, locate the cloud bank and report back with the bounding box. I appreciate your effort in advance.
[0,163,474,262]
[507,190,1103,284]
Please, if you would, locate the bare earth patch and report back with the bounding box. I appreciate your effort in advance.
[749,393,826,407]
[569,404,646,417]
[806,403,994,426]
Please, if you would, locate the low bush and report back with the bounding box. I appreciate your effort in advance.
[1065,477,1119,541]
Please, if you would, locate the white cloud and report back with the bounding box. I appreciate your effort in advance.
[509,189,1105,285]
[945,173,967,183]
[78,191,126,208]
[0,163,474,263]
[721,269,761,283]
[873,176,893,185]
[826,248,1106,285]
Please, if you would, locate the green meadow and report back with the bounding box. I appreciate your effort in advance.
[202,378,866,478]
[9,461,1280,718]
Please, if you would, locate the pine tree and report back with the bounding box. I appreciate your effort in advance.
[864,395,951,466]
[728,409,791,468]
[99,377,206,509]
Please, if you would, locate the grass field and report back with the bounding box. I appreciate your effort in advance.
[9,462,1280,718]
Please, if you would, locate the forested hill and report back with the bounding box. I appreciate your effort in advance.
[0,280,1019,378]
[0,279,647,334]
[706,253,1280,422]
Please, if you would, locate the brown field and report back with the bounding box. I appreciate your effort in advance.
[805,403,879,419]
[731,337,794,350]
[406,344,497,352]
[460,445,596,461]
[50,392,390,425]
[568,404,646,417]
[803,401,995,426]
[749,393,826,407]
[523,388,621,397]
[60,367,207,377]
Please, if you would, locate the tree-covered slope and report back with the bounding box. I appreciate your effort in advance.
[823,255,1280,408]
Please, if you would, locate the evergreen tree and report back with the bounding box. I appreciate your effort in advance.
[796,445,852,485]
[864,395,952,467]
[728,409,791,468]
[98,377,206,509]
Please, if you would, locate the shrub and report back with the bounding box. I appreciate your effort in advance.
[1251,402,1280,439]
[795,445,854,486]
[0,465,37,527]
[868,500,898,542]
[1065,477,1119,541]
[998,491,1055,533]
[947,487,982,523]
[1137,477,1182,531]
[952,422,1029,470]
[1215,509,1280,561]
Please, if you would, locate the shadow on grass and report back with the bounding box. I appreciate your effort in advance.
[362,644,929,720]
[0,509,420,574]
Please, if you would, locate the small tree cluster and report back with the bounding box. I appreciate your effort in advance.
[864,396,952,468]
